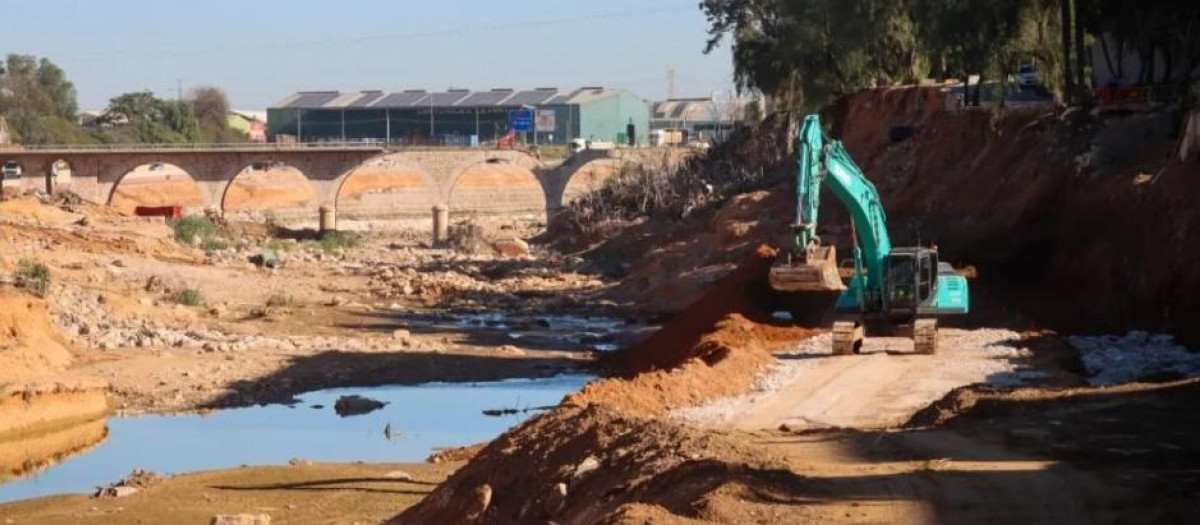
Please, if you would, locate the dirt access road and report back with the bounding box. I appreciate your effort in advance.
[674,330,1138,523]
[677,329,1038,431]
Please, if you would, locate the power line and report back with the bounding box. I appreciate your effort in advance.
[55,4,695,64]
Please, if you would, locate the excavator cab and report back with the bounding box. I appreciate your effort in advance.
[883,248,937,316]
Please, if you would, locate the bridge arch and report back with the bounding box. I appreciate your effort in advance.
[221,161,319,219]
[108,162,206,212]
[47,158,74,194]
[333,153,438,218]
[447,157,547,215]
[560,157,626,206]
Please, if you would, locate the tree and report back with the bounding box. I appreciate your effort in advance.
[189,85,232,142]
[104,91,165,123]
[0,54,81,143]
[704,0,1080,110]
[703,0,924,112]
[1081,0,1200,88]
[100,91,203,143]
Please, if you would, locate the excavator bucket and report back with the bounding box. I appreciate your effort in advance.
[768,245,846,292]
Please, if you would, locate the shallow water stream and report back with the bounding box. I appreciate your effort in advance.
[0,374,591,503]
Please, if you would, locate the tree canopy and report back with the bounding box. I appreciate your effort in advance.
[97,91,204,144]
[702,0,1200,111]
[0,54,86,143]
[189,86,232,142]
[0,53,245,145]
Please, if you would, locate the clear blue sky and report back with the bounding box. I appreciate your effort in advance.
[3,0,734,110]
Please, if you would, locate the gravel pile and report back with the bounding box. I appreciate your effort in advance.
[1067,331,1200,385]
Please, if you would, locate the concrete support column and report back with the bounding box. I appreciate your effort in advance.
[432,204,449,245]
[319,205,337,233]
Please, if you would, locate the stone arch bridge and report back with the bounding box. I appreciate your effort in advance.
[0,145,678,219]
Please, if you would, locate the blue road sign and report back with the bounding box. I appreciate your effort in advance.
[509,109,533,132]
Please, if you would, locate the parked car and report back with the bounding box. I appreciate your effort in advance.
[2,160,22,179]
[1018,63,1039,87]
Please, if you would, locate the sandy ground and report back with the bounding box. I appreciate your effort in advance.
[675,329,1045,431]
[724,426,1131,524]
[0,461,460,524]
[0,199,608,414]
[655,329,1142,522]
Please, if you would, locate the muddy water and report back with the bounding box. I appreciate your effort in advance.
[0,375,591,503]
[409,312,629,352]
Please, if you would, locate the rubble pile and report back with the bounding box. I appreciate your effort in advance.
[50,286,435,354]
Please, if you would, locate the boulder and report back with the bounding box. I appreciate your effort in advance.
[333,395,387,417]
[573,456,601,479]
[491,238,531,258]
[96,486,139,498]
[544,482,568,515]
[249,249,281,269]
[467,484,493,519]
[210,514,271,525]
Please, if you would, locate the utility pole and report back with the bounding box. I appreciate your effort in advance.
[385,108,391,143]
[176,78,183,101]
[428,91,435,143]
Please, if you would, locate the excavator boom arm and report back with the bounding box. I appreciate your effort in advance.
[793,115,892,298]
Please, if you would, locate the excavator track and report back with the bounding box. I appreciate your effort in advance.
[831,320,864,356]
[913,318,938,355]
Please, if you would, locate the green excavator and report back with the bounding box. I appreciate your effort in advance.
[769,114,969,355]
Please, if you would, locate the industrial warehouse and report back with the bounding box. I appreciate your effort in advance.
[266,87,650,146]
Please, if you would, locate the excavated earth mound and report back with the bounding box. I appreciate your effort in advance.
[391,404,787,524]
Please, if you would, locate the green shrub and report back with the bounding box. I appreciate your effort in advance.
[172,215,217,245]
[13,259,50,297]
[199,237,229,253]
[318,231,359,254]
[175,288,205,306]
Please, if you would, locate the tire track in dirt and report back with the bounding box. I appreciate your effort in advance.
[676,329,1033,431]
[667,326,1133,523]
[750,428,1133,524]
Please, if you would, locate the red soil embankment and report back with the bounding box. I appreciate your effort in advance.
[571,245,817,417]
[609,244,778,374]
[832,86,1200,346]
